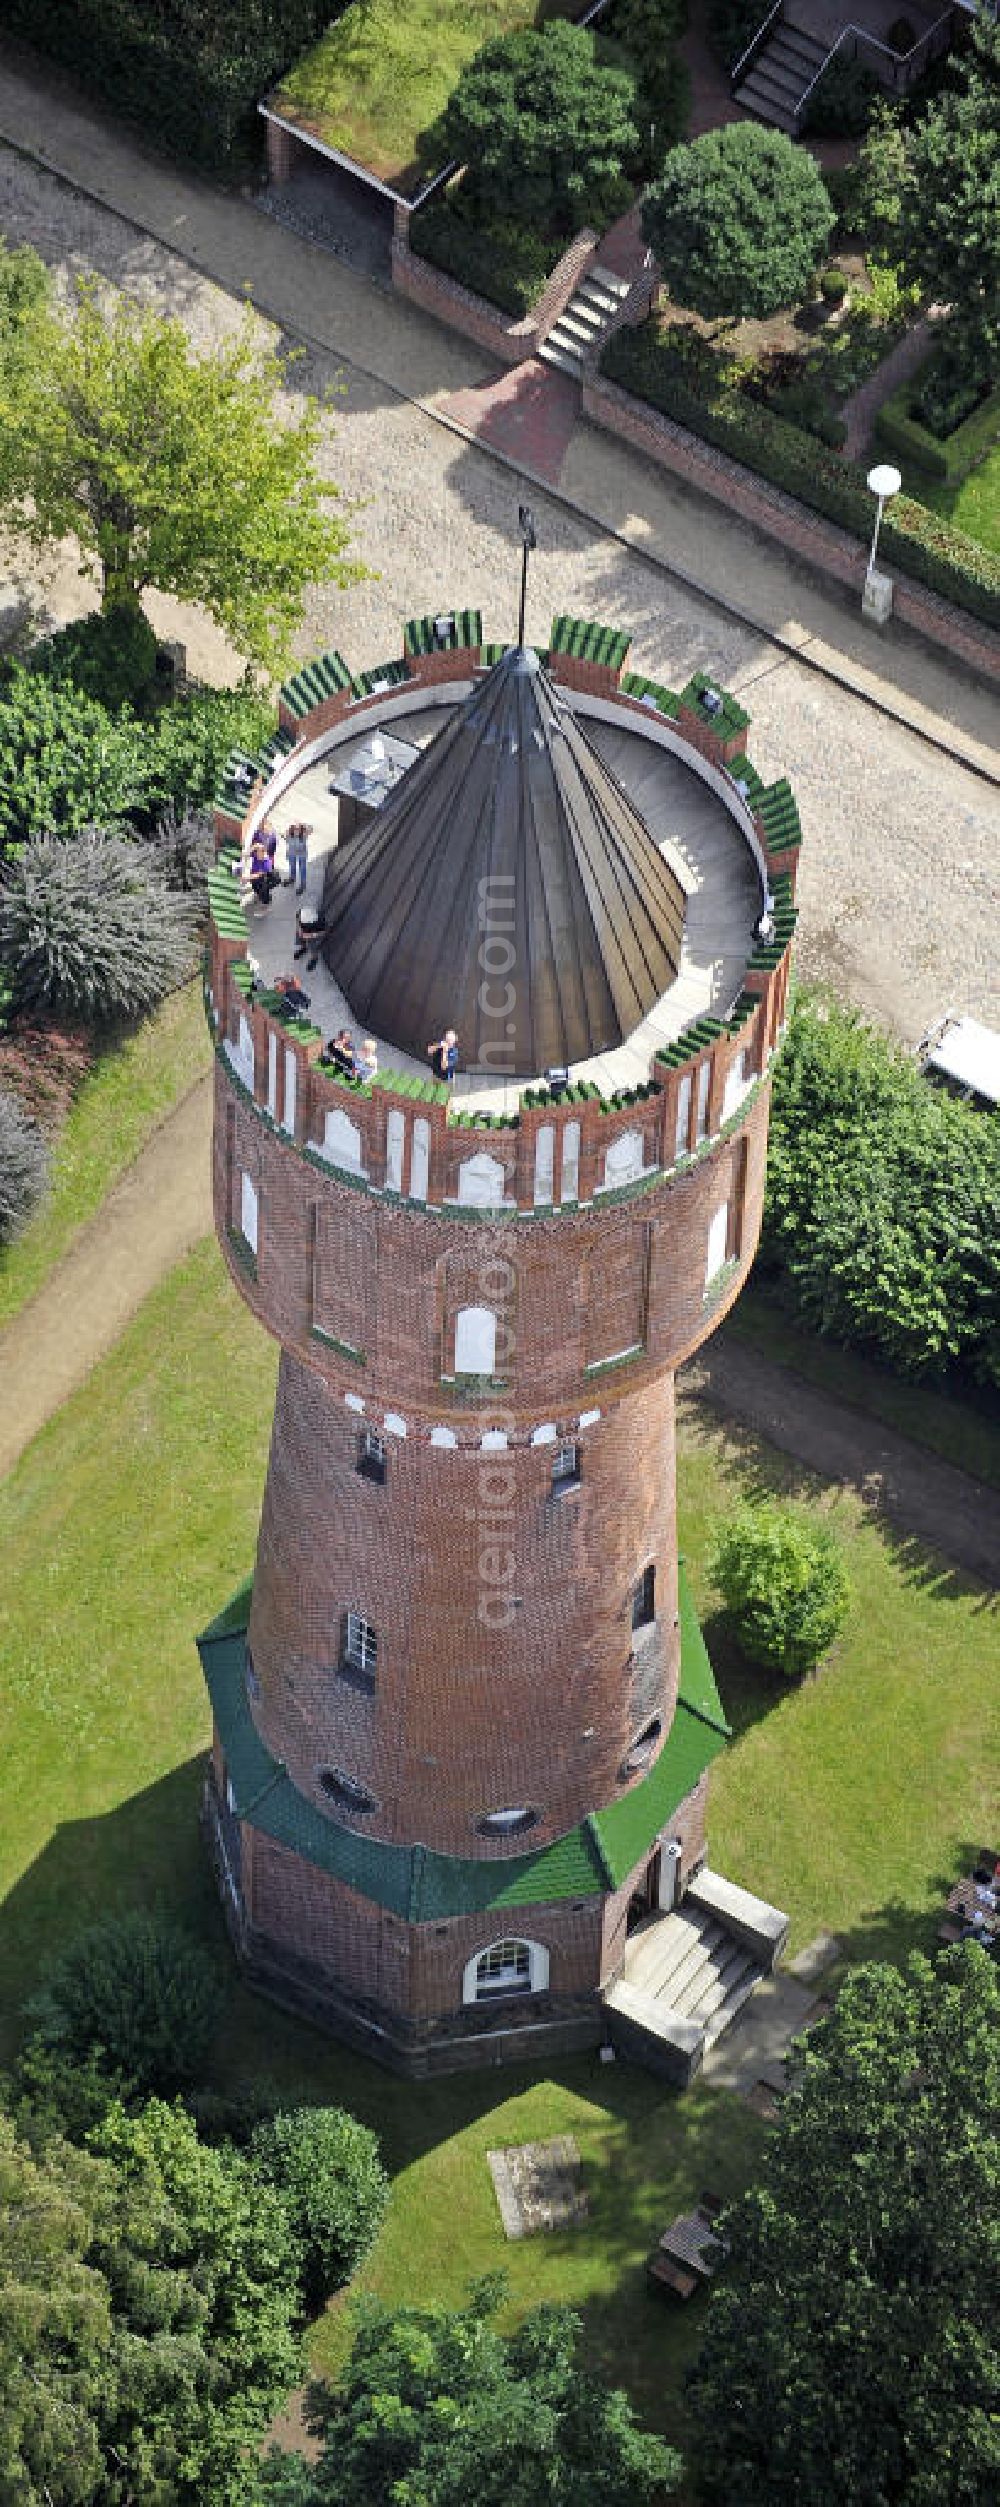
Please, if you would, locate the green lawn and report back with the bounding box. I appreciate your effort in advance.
[0,1242,996,2467]
[722,1280,1000,1492]
[0,981,209,1330]
[272,0,573,193]
[921,441,1000,558]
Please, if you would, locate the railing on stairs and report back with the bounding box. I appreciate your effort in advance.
[792,5,958,130]
[731,0,785,91]
[579,250,660,374]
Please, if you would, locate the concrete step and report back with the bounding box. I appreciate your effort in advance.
[587,261,632,300]
[623,1908,713,1997]
[770,26,826,71]
[555,308,604,346]
[734,71,798,130]
[537,339,584,377]
[702,1957,769,2049]
[683,1944,758,2025]
[750,50,814,99]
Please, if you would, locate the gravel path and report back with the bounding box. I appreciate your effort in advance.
[0,144,997,1039]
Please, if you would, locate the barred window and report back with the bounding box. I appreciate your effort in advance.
[343,1610,378,1681]
[551,1441,581,1493]
[632,1564,656,1631]
[357,1427,386,1485]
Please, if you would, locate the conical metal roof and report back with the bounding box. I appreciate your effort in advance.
[321,646,685,1075]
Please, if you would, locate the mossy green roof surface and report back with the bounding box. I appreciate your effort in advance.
[198,1561,727,1919]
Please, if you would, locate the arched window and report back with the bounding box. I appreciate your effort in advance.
[454,1305,497,1376]
[462,1938,550,2004]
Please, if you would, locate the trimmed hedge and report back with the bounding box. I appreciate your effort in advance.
[408,194,560,319]
[601,319,1000,628]
[2,0,333,175]
[876,364,1000,485]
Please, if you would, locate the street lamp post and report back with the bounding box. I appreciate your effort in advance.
[862,462,902,624]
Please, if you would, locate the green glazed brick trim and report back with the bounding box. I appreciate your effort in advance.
[404,608,483,655]
[549,614,632,670]
[352,657,410,697]
[680,670,750,741]
[620,670,681,718]
[584,1343,644,1377]
[197,1558,726,1916]
[757,777,803,854]
[703,1255,739,1314]
[207,854,248,943]
[279,648,355,720]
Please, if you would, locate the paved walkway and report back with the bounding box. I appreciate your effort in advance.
[0,35,997,795]
[441,356,580,485]
[682,1338,1000,1590]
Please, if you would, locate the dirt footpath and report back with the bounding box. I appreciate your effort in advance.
[683,1340,1000,1592]
[0,1074,213,1480]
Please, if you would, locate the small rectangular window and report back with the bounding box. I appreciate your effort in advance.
[342,1609,378,1684]
[551,1441,581,1494]
[695,1058,711,1145]
[632,1563,656,1631]
[357,1428,386,1485]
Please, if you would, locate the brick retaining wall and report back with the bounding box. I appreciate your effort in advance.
[392,215,599,368]
[583,371,1000,686]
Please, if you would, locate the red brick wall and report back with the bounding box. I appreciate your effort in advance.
[244,1352,680,1858]
[211,1059,772,1408]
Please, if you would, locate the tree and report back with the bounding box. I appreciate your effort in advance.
[0,1085,49,1243]
[251,2106,388,2308]
[642,124,833,318]
[607,0,689,166]
[0,271,363,673]
[24,1912,221,2099]
[0,831,198,1024]
[688,1947,1000,2506]
[258,2277,681,2505]
[440,23,641,240]
[710,1502,850,1677]
[872,4,1000,353]
[0,2110,111,2503]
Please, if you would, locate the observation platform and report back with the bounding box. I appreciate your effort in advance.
[236,688,761,1114]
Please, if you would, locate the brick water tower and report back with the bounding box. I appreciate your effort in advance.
[198,602,799,2077]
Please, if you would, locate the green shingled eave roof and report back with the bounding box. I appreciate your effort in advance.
[197,1563,728,1918]
[549,613,631,669]
[404,609,483,656]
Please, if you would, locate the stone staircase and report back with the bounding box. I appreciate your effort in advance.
[734,18,829,133]
[603,1871,789,2084]
[539,261,633,379]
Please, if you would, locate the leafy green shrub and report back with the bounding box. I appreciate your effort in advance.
[143,683,274,823]
[761,996,1000,1384]
[408,192,557,317]
[251,2106,389,2306]
[439,22,640,240]
[0,1084,49,1243]
[0,831,198,1024]
[913,329,995,438]
[29,606,159,711]
[711,1503,851,1677]
[604,0,690,166]
[801,51,881,137]
[25,1911,221,2096]
[0,667,148,854]
[643,126,833,319]
[0,0,334,174]
[819,264,850,303]
[599,317,1000,626]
